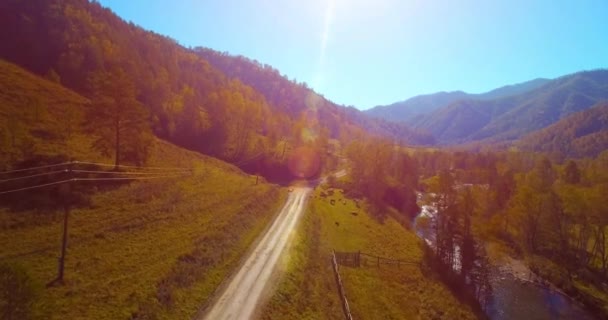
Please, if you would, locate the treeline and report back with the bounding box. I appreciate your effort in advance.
[422,170,493,316]
[339,141,493,314]
[340,137,420,222]
[412,149,608,317]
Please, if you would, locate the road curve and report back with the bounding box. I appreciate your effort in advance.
[200,187,312,320]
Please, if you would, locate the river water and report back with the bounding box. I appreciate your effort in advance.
[414,198,597,320]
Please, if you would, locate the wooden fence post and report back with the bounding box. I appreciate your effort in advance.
[332,250,354,320]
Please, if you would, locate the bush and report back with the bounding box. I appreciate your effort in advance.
[0,262,37,320]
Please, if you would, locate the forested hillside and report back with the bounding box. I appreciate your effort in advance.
[195,48,435,145]
[517,101,608,159]
[0,52,292,319]
[412,70,608,144]
[0,0,294,166]
[365,78,550,124]
[0,0,433,183]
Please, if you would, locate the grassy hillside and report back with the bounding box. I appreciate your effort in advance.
[0,59,96,168]
[0,153,285,319]
[261,187,475,319]
[0,59,287,319]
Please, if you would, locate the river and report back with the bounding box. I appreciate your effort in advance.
[414,196,597,320]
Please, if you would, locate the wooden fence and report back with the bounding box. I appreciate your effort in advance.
[332,250,354,320]
[334,251,419,268]
[331,250,420,320]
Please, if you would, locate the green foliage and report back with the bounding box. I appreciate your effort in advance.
[344,137,419,220]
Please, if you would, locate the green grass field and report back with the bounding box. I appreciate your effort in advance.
[261,187,476,319]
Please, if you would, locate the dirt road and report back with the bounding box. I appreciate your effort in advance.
[201,187,312,320]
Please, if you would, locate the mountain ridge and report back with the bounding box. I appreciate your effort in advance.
[364,78,551,124]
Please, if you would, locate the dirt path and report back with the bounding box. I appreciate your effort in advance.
[200,187,311,320]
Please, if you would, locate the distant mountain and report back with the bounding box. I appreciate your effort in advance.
[476,78,551,101]
[412,70,608,144]
[365,78,550,124]
[517,101,608,158]
[365,91,470,125]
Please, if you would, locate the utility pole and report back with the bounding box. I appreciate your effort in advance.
[281,140,289,159]
[52,162,73,285]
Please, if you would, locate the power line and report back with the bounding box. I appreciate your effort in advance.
[234,152,265,167]
[0,161,192,177]
[74,175,187,182]
[0,174,189,195]
[73,161,190,171]
[0,169,67,184]
[0,162,70,175]
[71,169,191,176]
[0,179,72,195]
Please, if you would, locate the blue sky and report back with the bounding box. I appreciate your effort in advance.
[98,0,608,110]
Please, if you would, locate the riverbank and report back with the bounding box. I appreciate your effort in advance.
[527,255,608,319]
[486,242,605,319]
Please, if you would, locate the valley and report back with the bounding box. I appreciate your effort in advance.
[1,1,607,319]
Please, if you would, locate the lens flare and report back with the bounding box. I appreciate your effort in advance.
[288,146,321,179]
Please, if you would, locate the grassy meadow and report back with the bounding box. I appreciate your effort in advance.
[0,140,287,319]
[261,186,476,320]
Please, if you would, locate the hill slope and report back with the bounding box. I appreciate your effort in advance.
[0,59,93,168]
[517,101,608,158]
[365,78,550,124]
[195,48,435,145]
[0,0,433,172]
[0,56,287,319]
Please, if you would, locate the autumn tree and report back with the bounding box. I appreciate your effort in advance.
[87,66,151,168]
